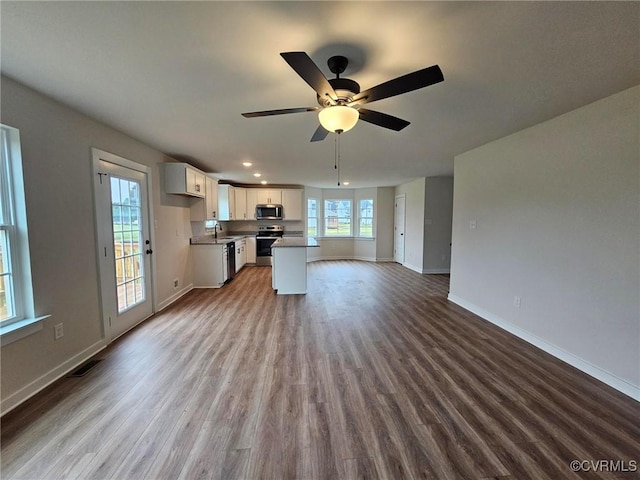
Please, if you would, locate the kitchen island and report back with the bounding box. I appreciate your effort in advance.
[271,237,319,294]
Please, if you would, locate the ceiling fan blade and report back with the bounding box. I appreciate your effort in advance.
[357,108,410,131]
[280,52,338,103]
[241,107,319,118]
[310,125,329,142]
[348,65,444,106]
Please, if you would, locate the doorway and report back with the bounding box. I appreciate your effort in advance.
[394,194,406,264]
[92,149,154,341]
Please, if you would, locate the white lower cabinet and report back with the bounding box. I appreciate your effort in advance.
[235,238,247,272]
[246,236,256,264]
[192,244,227,288]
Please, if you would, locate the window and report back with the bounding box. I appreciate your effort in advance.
[324,199,352,236]
[358,199,374,237]
[0,126,23,325]
[307,198,318,236]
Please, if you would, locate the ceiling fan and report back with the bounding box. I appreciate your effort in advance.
[242,52,444,142]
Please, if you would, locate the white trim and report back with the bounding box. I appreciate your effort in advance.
[157,283,193,311]
[1,340,106,416]
[423,268,450,274]
[447,294,640,402]
[402,262,423,274]
[90,148,156,341]
[0,314,49,346]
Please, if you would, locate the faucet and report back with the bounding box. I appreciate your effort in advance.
[213,222,222,239]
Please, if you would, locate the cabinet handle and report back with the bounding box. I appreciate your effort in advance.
[195,184,201,192]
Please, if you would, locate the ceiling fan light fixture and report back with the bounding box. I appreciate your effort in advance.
[318,105,359,133]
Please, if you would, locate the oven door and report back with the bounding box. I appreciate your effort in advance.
[256,236,277,265]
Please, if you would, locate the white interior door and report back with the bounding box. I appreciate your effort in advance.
[394,194,406,264]
[93,150,154,341]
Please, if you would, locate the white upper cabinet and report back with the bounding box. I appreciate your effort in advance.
[282,189,303,220]
[218,184,236,220]
[165,163,205,198]
[256,189,282,205]
[234,187,247,220]
[246,189,258,220]
[190,176,218,221]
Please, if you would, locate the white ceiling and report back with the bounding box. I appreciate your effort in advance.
[2,1,638,188]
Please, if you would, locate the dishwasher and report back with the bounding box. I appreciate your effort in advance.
[226,241,236,282]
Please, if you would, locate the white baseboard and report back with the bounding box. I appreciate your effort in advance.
[402,262,423,274]
[307,256,395,263]
[423,268,450,274]
[447,294,640,402]
[1,340,107,416]
[157,283,193,311]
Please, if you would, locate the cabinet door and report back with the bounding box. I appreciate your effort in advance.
[282,189,303,220]
[186,168,205,197]
[246,189,257,219]
[234,187,247,220]
[268,190,282,204]
[246,237,256,263]
[205,177,218,220]
[217,184,232,220]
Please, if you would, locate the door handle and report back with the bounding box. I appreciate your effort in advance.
[146,249,153,255]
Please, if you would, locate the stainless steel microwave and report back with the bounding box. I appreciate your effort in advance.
[256,204,283,220]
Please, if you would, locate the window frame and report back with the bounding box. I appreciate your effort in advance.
[357,198,374,238]
[323,198,353,237]
[307,197,319,237]
[0,126,23,326]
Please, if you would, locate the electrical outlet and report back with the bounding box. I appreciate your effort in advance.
[470,220,477,229]
[173,278,179,290]
[514,296,521,308]
[54,323,64,340]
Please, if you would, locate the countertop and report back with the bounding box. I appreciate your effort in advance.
[190,234,251,245]
[271,237,319,248]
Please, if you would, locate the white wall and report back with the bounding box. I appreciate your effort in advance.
[1,76,194,412]
[449,86,640,398]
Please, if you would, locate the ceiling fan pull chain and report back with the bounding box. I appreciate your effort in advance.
[337,132,341,186]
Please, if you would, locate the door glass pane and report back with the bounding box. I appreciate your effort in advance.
[111,176,145,313]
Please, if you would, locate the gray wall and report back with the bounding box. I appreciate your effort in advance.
[1,76,194,412]
[449,86,639,397]
[423,176,453,273]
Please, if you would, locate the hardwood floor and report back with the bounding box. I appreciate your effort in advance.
[2,261,639,479]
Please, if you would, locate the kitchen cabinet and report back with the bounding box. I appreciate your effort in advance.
[190,176,219,221]
[192,244,227,288]
[245,189,257,220]
[235,238,247,272]
[246,236,256,264]
[282,189,303,220]
[218,184,236,220]
[234,187,248,220]
[165,163,205,198]
[256,189,282,205]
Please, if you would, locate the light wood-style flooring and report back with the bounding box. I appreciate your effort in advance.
[2,261,639,479]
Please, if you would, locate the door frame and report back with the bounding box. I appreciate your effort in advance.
[394,194,406,264]
[91,148,157,342]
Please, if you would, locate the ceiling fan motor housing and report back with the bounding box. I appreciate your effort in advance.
[318,78,361,106]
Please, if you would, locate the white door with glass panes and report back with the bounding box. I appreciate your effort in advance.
[93,150,153,341]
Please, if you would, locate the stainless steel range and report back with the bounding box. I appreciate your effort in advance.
[256,225,284,266]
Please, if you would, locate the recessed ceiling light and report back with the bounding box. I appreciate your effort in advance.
[343,181,350,185]
[260,180,267,185]
[253,173,261,177]
[242,162,252,167]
